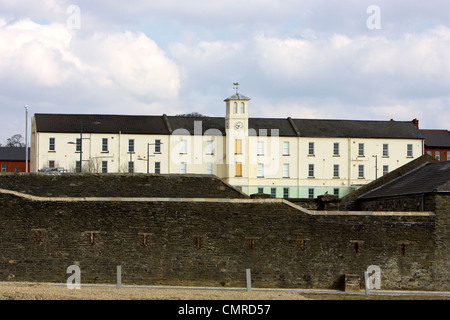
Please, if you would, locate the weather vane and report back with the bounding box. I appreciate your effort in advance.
[233,82,239,94]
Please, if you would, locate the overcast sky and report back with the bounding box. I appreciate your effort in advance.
[0,0,449,143]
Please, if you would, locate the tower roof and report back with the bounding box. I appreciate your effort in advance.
[224,93,251,101]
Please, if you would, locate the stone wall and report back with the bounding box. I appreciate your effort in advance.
[1,189,446,291]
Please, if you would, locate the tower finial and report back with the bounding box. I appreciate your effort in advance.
[233,82,239,94]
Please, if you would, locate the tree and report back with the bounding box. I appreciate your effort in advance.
[175,112,208,117]
[4,134,25,147]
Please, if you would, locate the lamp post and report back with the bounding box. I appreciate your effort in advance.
[24,105,29,173]
[372,155,378,180]
[68,121,100,173]
[138,141,163,173]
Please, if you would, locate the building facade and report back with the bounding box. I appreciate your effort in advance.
[0,147,30,173]
[30,92,424,198]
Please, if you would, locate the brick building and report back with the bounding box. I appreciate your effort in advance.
[0,147,30,172]
[421,129,450,161]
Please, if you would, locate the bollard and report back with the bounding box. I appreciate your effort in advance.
[246,269,251,292]
[117,265,122,289]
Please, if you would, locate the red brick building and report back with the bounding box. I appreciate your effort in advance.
[412,118,450,161]
[0,147,30,172]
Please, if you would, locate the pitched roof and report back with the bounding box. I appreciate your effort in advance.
[34,113,423,139]
[0,147,30,161]
[420,130,450,148]
[359,160,450,199]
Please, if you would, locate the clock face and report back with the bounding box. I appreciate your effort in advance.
[235,122,243,129]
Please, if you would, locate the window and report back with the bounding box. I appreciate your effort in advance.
[75,161,81,172]
[407,144,413,157]
[49,160,55,168]
[76,138,81,152]
[333,142,339,156]
[235,139,242,154]
[283,142,290,155]
[128,161,134,173]
[102,138,108,153]
[49,138,55,151]
[270,188,276,198]
[102,161,108,173]
[206,140,213,155]
[235,162,242,177]
[435,151,441,160]
[308,164,314,178]
[283,187,289,198]
[448,151,450,160]
[427,151,432,156]
[180,162,187,174]
[308,142,314,155]
[86,231,99,246]
[383,165,389,176]
[258,187,264,194]
[333,188,339,197]
[257,163,264,177]
[308,188,314,199]
[139,233,151,247]
[155,139,161,153]
[383,144,389,157]
[180,139,187,154]
[155,162,161,174]
[206,162,213,174]
[193,235,203,250]
[358,143,364,157]
[257,141,264,155]
[283,163,289,178]
[240,102,245,113]
[1,163,6,172]
[333,164,339,178]
[358,165,364,179]
[233,102,238,113]
[128,139,134,153]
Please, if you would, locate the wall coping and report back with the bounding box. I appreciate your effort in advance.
[0,188,435,217]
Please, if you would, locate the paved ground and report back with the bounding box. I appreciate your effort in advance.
[1,282,449,300]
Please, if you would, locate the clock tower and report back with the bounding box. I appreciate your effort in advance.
[224,84,250,184]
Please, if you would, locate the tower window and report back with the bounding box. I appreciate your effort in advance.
[240,102,245,113]
[233,102,238,113]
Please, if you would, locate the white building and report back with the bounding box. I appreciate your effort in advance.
[30,91,424,198]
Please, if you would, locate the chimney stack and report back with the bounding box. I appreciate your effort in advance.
[412,118,419,129]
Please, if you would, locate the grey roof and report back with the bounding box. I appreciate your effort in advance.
[420,130,450,148]
[224,93,251,101]
[359,160,450,199]
[34,113,423,139]
[0,147,30,161]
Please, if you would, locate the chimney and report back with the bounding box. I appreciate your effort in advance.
[412,118,419,129]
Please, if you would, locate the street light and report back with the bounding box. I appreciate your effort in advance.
[67,121,101,173]
[372,155,378,180]
[24,105,29,173]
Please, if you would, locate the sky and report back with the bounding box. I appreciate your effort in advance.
[0,0,449,144]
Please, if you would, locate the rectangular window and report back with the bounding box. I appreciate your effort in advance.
[75,161,81,172]
[308,142,314,155]
[102,161,108,173]
[76,138,81,152]
[358,164,364,179]
[308,188,314,199]
[333,164,339,178]
[206,162,213,174]
[49,160,55,168]
[257,141,264,155]
[180,162,187,174]
[206,140,213,155]
[358,143,364,157]
[180,139,187,154]
[128,161,134,173]
[407,144,413,157]
[435,151,441,160]
[283,187,289,198]
[333,142,340,156]
[283,163,289,178]
[49,138,55,151]
[270,188,276,198]
[235,139,242,154]
[128,139,134,153]
[383,144,389,157]
[233,102,238,114]
[102,138,108,153]
[383,165,389,176]
[155,161,161,174]
[235,162,242,177]
[1,163,6,172]
[258,187,264,194]
[333,188,339,197]
[308,164,314,178]
[283,141,290,155]
[155,139,161,153]
[257,163,264,177]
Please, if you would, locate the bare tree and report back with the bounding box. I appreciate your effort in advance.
[4,134,25,147]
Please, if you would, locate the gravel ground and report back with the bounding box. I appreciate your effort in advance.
[0,283,310,300]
